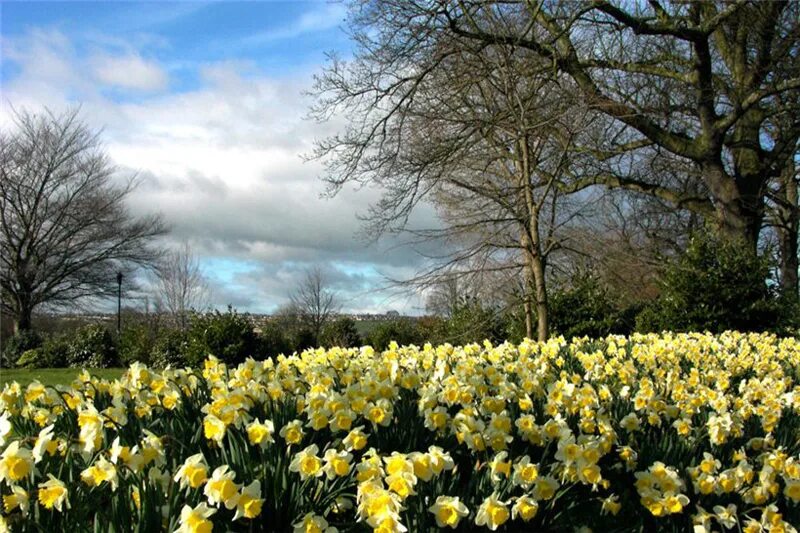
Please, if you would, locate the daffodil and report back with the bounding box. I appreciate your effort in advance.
[0,413,11,448]
[512,455,539,488]
[426,446,454,475]
[601,494,621,516]
[77,404,104,453]
[37,475,69,512]
[356,451,384,482]
[176,502,216,533]
[475,493,509,531]
[488,451,511,484]
[204,465,241,509]
[785,479,800,502]
[80,456,118,491]
[32,425,56,463]
[292,512,338,533]
[174,453,209,490]
[511,495,538,522]
[383,452,413,477]
[713,503,738,530]
[289,445,324,480]
[323,449,352,479]
[203,414,227,444]
[280,420,305,445]
[429,496,468,528]
[385,472,417,500]
[233,481,263,520]
[532,475,559,501]
[3,485,29,515]
[246,419,275,447]
[357,480,404,527]
[342,426,368,451]
[0,441,33,483]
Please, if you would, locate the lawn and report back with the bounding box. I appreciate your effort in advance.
[0,367,124,387]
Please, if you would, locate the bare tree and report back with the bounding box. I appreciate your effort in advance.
[311,6,596,340]
[289,267,339,344]
[153,242,210,329]
[0,108,167,332]
[425,277,461,318]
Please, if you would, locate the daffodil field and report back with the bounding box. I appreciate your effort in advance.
[2,332,800,532]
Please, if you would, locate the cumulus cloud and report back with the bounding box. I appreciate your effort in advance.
[0,29,83,113]
[90,53,168,91]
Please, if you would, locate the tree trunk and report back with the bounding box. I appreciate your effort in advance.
[516,136,550,342]
[702,161,764,248]
[519,234,548,342]
[520,217,549,342]
[531,254,549,342]
[522,273,534,340]
[14,303,32,333]
[778,161,799,297]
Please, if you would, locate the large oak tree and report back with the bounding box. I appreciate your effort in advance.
[444,0,800,249]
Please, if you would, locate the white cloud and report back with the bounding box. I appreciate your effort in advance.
[90,53,168,91]
[0,29,82,115]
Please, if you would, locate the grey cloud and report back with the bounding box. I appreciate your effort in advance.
[130,169,228,197]
[125,165,444,272]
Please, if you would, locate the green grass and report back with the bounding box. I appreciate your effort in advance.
[0,367,125,387]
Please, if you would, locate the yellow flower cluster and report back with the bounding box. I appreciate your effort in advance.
[1,331,799,531]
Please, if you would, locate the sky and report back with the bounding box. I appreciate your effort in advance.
[0,1,438,315]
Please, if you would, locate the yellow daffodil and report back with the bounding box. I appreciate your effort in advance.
[475,493,509,531]
[280,420,305,445]
[32,425,56,463]
[429,496,468,528]
[289,445,324,480]
[0,441,32,483]
[511,495,539,522]
[323,449,352,479]
[203,414,227,444]
[37,475,68,512]
[174,453,209,490]
[292,512,337,533]
[246,419,275,447]
[204,465,241,509]
[342,426,368,451]
[80,456,118,491]
[233,481,263,520]
[3,485,29,515]
[177,502,216,533]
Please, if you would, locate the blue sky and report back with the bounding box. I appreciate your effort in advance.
[0,1,434,315]
[1,2,351,91]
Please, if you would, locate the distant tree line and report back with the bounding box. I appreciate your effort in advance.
[4,234,798,369]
